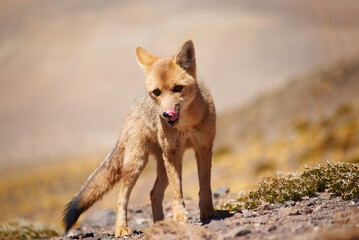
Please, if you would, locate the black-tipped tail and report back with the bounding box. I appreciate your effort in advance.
[63,196,83,233]
[62,143,122,233]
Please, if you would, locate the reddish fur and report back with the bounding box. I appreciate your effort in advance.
[63,40,217,237]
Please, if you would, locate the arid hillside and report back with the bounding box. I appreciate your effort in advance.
[217,58,359,150]
[1,0,359,166]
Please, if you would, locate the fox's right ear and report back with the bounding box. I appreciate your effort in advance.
[136,47,158,69]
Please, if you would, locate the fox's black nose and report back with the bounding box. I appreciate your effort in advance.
[163,112,171,119]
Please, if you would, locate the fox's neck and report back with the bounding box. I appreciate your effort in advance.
[180,85,207,128]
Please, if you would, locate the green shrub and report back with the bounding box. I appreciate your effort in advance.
[221,162,359,211]
[0,220,59,240]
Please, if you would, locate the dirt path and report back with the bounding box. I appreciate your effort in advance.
[53,192,359,240]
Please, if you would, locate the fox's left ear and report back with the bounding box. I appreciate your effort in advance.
[175,39,196,78]
[136,47,159,69]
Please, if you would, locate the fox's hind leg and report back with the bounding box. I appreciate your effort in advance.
[150,147,168,222]
[115,147,149,237]
[195,145,216,220]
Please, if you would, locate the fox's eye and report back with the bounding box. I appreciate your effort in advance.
[173,85,183,93]
[153,89,161,96]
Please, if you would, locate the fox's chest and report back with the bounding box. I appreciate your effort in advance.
[158,128,202,149]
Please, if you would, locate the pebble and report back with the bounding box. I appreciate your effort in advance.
[289,210,302,216]
[135,208,143,213]
[99,233,115,239]
[232,211,243,219]
[303,207,313,214]
[189,217,199,222]
[243,211,257,218]
[263,203,275,211]
[314,205,322,212]
[268,224,277,232]
[135,218,148,225]
[285,201,296,207]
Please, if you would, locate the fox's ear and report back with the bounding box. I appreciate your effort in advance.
[136,47,158,68]
[175,39,196,77]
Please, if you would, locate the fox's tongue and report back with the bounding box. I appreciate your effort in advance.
[166,108,178,121]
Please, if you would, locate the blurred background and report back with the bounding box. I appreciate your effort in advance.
[0,0,359,228]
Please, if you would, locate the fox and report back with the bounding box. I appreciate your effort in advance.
[63,39,217,237]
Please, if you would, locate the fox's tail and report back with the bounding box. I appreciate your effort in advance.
[62,142,123,233]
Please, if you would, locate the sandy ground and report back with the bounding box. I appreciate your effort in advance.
[53,192,359,240]
[1,0,359,166]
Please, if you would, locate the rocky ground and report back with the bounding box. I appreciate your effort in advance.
[53,190,359,240]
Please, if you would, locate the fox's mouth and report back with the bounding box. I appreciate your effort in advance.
[167,118,179,126]
[162,108,180,126]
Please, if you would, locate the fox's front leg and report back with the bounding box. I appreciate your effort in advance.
[162,149,188,223]
[195,146,216,220]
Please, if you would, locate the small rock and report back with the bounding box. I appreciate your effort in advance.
[232,212,243,219]
[132,230,143,236]
[268,224,277,232]
[100,233,115,239]
[213,186,230,198]
[285,201,296,207]
[314,205,322,212]
[263,203,275,210]
[304,207,313,214]
[191,217,199,222]
[83,233,94,238]
[243,211,257,218]
[135,208,143,213]
[135,218,148,225]
[223,226,251,239]
[289,210,302,216]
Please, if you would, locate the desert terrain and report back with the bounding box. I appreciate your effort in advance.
[0,0,359,239]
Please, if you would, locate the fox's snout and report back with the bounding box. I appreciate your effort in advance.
[161,108,179,126]
[163,108,178,121]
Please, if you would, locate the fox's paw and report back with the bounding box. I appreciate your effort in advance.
[173,214,189,224]
[115,226,132,238]
[200,208,218,220]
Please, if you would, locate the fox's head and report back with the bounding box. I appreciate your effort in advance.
[136,40,199,127]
